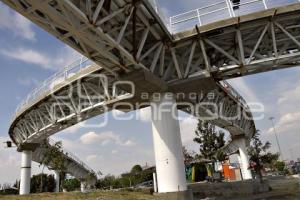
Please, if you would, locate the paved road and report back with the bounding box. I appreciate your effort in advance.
[231,176,300,200]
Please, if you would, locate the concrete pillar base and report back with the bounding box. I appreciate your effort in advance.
[81,182,90,193]
[154,190,194,200]
[19,150,32,195]
[54,170,60,192]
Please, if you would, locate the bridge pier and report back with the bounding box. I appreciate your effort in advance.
[151,93,192,199]
[54,170,60,192]
[19,150,32,195]
[236,137,253,180]
[80,181,89,193]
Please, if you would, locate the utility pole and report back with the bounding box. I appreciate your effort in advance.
[289,148,294,161]
[269,117,283,160]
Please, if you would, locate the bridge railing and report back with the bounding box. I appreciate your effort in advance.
[170,0,300,33]
[48,138,96,176]
[147,0,171,31]
[12,57,94,121]
[219,80,249,109]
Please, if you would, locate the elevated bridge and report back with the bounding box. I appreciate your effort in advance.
[2,0,300,197]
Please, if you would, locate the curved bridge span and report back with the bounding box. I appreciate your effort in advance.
[9,57,254,145]
[2,0,300,196]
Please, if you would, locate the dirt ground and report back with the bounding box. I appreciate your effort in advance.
[1,176,299,200]
[0,191,168,200]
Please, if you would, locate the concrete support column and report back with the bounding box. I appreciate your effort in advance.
[80,181,89,193]
[236,137,253,180]
[54,171,60,192]
[19,150,32,195]
[153,172,158,193]
[151,93,187,193]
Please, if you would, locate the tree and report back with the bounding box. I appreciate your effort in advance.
[62,178,81,191]
[248,130,279,183]
[131,165,143,174]
[274,161,285,172]
[30,174,55,193]
[193,120,225,161]
[39,140,66,192]
[95,164,153,189]
[96,174,117,189]
[1,183,11,190]
[182,146,195,164]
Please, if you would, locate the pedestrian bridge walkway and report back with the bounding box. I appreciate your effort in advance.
[2,0,300,195]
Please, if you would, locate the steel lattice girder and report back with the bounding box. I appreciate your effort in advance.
[10,68,255,147]
[2,0,300,82]
[10,66,132,145]
[32,140,97,184]
[0,0,274,177]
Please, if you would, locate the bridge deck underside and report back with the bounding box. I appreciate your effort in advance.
[2,0,300,83]
[9,66,255,151]
[7,0,300,161]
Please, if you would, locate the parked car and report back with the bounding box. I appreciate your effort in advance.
[135,180,153,189]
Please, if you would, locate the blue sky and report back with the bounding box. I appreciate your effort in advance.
[0,0,300,184]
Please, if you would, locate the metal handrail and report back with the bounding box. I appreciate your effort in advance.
[169,0,300,33]
[48,138,96,176]
[12,56,94,121]
[219,80,248,108]
[147,0,171,31]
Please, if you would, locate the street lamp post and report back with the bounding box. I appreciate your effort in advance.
[269,117,283,160]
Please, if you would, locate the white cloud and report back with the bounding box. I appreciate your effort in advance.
[138,107,152,122]
[0,151,20,184]
[0,3,35,41]
[263,81,300,138]
[17,77,39,87]
[122,140,136,147]
[228,77,260,103]
[86,154,102,163]
[0,48,49,67]
[266,111,300,136]
[60,121,87,134]
[277,85,300,106]
[49,135,153,177]
[180,116,197,145]
[0,46,81,71]
[111,150,118,154]
[80,131,136,147]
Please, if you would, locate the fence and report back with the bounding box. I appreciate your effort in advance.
[170,0,300,33]
[220,80,249,108]
[12,57,94,121]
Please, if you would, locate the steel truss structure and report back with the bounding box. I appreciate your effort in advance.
[3,0,300,82]
[33,139,97,183]
[183,83,255,137]
[11,64,131,145]
[3,0,300,182]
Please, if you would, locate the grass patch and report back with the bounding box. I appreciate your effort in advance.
[0,191,167,200]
